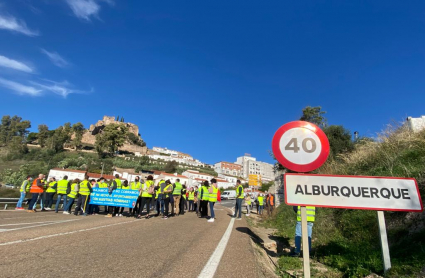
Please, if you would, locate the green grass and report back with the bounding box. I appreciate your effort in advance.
[0,188,21,197]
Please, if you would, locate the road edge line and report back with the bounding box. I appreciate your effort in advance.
[198,216,236,278]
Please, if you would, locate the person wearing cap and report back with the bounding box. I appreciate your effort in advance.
[16,176,31,210]
[45,177,57,210]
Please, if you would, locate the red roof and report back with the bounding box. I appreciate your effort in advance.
[158,172,188,179]
[88,172,115,180]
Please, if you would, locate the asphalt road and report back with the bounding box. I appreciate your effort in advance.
[0,204,264,278]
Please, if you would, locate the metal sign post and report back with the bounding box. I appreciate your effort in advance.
[301,206,311,278]
[377,211,391,272]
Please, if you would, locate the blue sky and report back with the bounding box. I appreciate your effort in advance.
[0,1,424,164]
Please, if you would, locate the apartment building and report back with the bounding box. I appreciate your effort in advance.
[235,154,275,182]
[214,161,242,177]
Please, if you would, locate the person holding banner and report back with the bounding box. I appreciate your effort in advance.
[97,177,108,213]
[138,175,154,219]
[130,177,142,216]
[291,206,316,257]
[117,180,130,216]
[105,174,121,218]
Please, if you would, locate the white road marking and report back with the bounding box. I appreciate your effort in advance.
[0,220,138,246]
[0,220,59,226]
[0,219,80,232]
[198,217,236,278]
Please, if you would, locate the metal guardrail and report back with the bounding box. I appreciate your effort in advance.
[0,198,19,210]
[0,197,64,210]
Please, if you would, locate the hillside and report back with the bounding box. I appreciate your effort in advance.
[265,126,425,277]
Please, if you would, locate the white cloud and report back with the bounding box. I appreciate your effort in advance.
[0,14,39,36]
[0,55,34,73]
[40,49,69,68]
[31,79,92,98]
[0,78,41,96]
[65,0,113,21]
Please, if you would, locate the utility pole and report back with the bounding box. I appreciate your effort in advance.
[101,162,104,177]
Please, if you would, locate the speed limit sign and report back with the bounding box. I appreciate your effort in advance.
[272,121,330,172]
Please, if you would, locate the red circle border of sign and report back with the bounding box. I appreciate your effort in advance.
[272,121,330,173]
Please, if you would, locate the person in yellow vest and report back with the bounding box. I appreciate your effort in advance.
[154,179,165,217]
[245,194,252,216]
[199,181,210,218]
[130,176,141,216]
[233,180,244,220]
[106,174,122,217]
[195,185,200,215]
[97,177,108,213]
[16,175,31,210]
[291,206,316,257]
[162,179,173,219]
[188,187,195,212]
[257,194,264,215]
[116,180,130,216]
[172,179,183,216]
[55,175,70,213]
[208,179,219,223]
[63,179,79,214]
[45,177,57,210]
[74,176,93,216]
[138,175,154,219]
[179,184,187,215]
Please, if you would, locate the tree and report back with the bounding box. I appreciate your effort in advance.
[164,161,178,173]
[72,122,85,150]
[300,106,327,127]
[323,125,354,158]
[27,132,38,144]
[260,181,274,193]
[47,126,67,153]
[95,123,129,157]
[0,115,31,146]
[62,122,72,145]
[38,124,49,147]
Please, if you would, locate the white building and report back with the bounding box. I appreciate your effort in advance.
[406,116,425,132]
[156,172,189,186]
[235,154,275,182]
[48,168,86,181]
[152,147,179,156]
[214,161,242,177]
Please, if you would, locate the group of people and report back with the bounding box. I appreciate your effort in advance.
[242,192,275,217]
[15,173,314,256]
[15,173,226,223]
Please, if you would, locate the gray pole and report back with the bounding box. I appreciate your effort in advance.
[101,163,104,177]
[377,211,391,272]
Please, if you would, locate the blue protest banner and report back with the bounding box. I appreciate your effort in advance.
[89,188,139,208]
